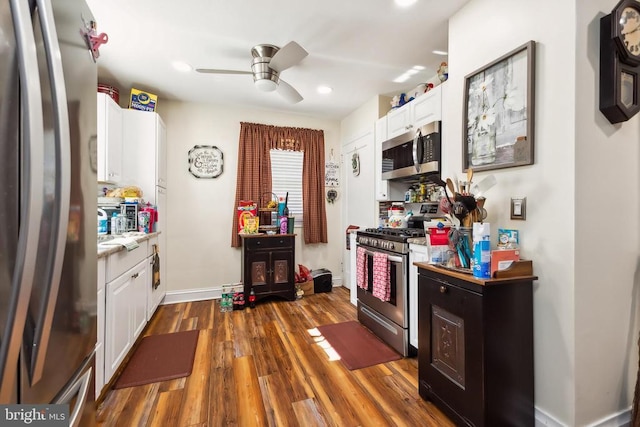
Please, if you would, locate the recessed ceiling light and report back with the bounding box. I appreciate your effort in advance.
[395,0,417,7]
[317,86,333,94]
[412,65,426,70]
[393,73,410,83]
[172,61,192,72]
[432,50,448,56]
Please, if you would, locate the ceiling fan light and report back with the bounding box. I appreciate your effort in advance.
[255,78,278,92]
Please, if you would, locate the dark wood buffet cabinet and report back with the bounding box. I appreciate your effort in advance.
[416,263,537,427]
[241,234,296,302]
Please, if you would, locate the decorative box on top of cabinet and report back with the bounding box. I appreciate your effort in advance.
[416,263,536,426]
[241,234,296,303]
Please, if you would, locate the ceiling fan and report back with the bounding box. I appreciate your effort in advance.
[196,41,308,104]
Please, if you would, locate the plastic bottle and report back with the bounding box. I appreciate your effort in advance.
[117,213,127,234]
[98,209,108,235]
[110,213,119,235]
[249,289,256,308]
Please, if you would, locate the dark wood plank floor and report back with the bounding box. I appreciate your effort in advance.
[96,286,454,426]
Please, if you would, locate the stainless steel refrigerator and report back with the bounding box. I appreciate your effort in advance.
[0,0,97,425]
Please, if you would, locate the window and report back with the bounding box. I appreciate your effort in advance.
[270,149,303,224]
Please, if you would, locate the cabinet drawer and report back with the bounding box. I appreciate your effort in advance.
[244,236,293,251]
[106,241,148,283]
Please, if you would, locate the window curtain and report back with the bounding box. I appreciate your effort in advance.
[231,122,328,247]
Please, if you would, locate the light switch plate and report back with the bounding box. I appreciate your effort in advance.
[510,197,526,220]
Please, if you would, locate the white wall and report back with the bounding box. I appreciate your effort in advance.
[156,100,342,294]
[449,0,640,425]
[575,1,640,425]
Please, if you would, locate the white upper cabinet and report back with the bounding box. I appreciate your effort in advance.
[384,83,445,141]
[386,102,413,140]
[97,93,123,183]
[122,110,167,203]
[374,117,389,201]
[412,84,442,128]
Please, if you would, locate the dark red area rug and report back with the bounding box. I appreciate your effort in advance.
[316,320,401,370]
[114,329,199,389]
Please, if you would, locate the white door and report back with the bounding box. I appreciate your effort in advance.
[342,128,376,304]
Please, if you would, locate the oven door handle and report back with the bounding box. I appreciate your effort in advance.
[362,249,404,264]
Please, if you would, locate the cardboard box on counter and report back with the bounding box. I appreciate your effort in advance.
[490,249,520,277]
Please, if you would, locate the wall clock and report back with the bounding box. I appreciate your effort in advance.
[600,0,640,124]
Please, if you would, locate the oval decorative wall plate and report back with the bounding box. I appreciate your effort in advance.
[188,145,223,178]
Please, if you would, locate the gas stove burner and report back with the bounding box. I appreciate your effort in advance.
[364,227,426,238]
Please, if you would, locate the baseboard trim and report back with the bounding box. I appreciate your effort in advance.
[163,286,222,305]
[162,279,344,306]
[535,406,631,427]
[586,407,631,427]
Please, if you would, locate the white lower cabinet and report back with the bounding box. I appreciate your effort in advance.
[100,238,161,391]
[409,243,429,349]
[349,232,358,306]
[96,259,106,399]
[105,267,134,382]
[146,236,165,321]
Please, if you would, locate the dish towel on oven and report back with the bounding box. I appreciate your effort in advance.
[356,246,367,289]
[372,252,390,302]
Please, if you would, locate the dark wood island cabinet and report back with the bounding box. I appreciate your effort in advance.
[416,263,537,427]
[241,234,296,302]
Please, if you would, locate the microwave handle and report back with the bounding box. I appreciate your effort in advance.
[412,129,421,173]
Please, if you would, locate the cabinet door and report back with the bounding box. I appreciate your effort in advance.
[96,259,105,398]
[131,260,148,340]
[156,116,167,188]
[413,85,442,128]
[270,249,293,292]
[374,117,389,201]
[97,93,123,183]
[418,274,484,426]
[248,251,270,295]
[105,273,133,382]
[386,103,412,139]
[348,233,358,306]
[408,245,428,349]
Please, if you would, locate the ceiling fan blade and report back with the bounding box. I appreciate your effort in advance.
[277,79,303,104]
[269,41,308,72]
[195,68,252,75]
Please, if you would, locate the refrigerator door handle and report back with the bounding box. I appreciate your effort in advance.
[0,0,45,402]
[54,368,92,427]
[26,0,72,386]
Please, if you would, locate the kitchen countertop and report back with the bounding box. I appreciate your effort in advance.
[407,237,428,245]
[97,232,160,259]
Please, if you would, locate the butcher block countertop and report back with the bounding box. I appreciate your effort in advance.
[414,261,538,286]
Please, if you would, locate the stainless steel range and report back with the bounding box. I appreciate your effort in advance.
[355,227,425,357]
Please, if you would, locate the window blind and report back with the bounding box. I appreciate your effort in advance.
[270,149,304,223]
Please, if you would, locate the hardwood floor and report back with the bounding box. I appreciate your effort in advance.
[96,287,454,426]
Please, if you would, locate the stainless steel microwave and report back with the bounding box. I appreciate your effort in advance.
[381,121,441,181]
